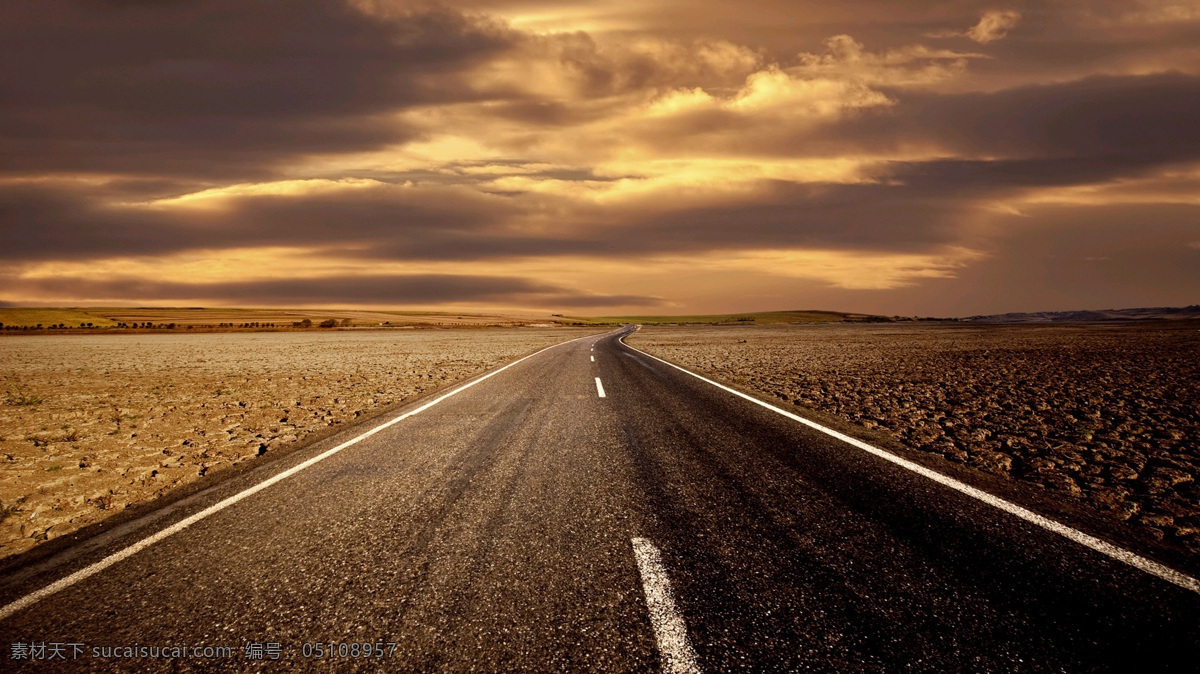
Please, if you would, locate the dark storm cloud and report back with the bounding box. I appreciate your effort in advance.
[870,72,1200,163]
[615,180,969,254]
[638,73,1200,169]
[5,273,661,308]
[0,183,189,260]
[0,153,1184,270]
[917,202,1200,315]
[1,176,954,264]
[0,177,624,264]
[4,0,1199,313]
[0,180,521,262]
[0,0,515,179]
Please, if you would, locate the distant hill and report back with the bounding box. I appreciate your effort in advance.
[960,305,1200,323]
[564,310,898,325]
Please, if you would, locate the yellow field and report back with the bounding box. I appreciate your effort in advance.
[0,308,119,328]
[0,307,895,330]
[0,307,552,329]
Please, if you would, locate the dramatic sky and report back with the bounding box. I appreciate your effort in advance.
[2,0,1198,315]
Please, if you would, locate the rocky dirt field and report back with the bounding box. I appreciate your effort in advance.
[0,328,583,559]
[629,323,1200,551]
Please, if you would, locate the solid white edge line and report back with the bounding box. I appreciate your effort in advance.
[0,330,611,622]
[632,537,702,674]
[619,333,1200,595]
[595,377,607,398]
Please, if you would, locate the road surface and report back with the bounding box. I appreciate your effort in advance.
[2,327,1198,671]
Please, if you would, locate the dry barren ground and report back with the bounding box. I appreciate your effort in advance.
[0,328,583,558]
[630,323,1200,551]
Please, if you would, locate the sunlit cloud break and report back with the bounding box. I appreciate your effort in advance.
[1,0,1197,316]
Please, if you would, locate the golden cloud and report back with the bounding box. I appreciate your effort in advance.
[140,179,386,209]
[967,10,1022,44]
[3,0,1198,314]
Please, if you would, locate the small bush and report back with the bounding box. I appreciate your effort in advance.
[0,499,23,523]
[319,319,337,328]
[5,384,42,406]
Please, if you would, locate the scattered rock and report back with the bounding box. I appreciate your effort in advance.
[970,450,1013,475]
[1141,514,1175,527]
[1041,473,1083,497]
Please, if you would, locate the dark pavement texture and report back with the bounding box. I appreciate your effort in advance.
[1,327,1198,671]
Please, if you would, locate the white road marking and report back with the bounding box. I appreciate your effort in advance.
[0,332,612,622]
[591,355,595,362]
[632,538,701,674]
[619,336,1200,596]
[595,377,606,398]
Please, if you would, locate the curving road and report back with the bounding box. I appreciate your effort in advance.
[1,327,1198,671]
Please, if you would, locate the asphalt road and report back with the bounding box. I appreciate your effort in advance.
[2,327,1198,671]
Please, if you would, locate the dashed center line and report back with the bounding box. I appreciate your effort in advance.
[595,377,606,398]
[0,331,611,623]
[591,355,595,362]
[632,538,701,674]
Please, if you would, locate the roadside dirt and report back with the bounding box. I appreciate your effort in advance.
[0,328,583,558]
[629,323,1200,552]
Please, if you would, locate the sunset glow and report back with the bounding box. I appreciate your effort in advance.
[2,0,1198,315]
